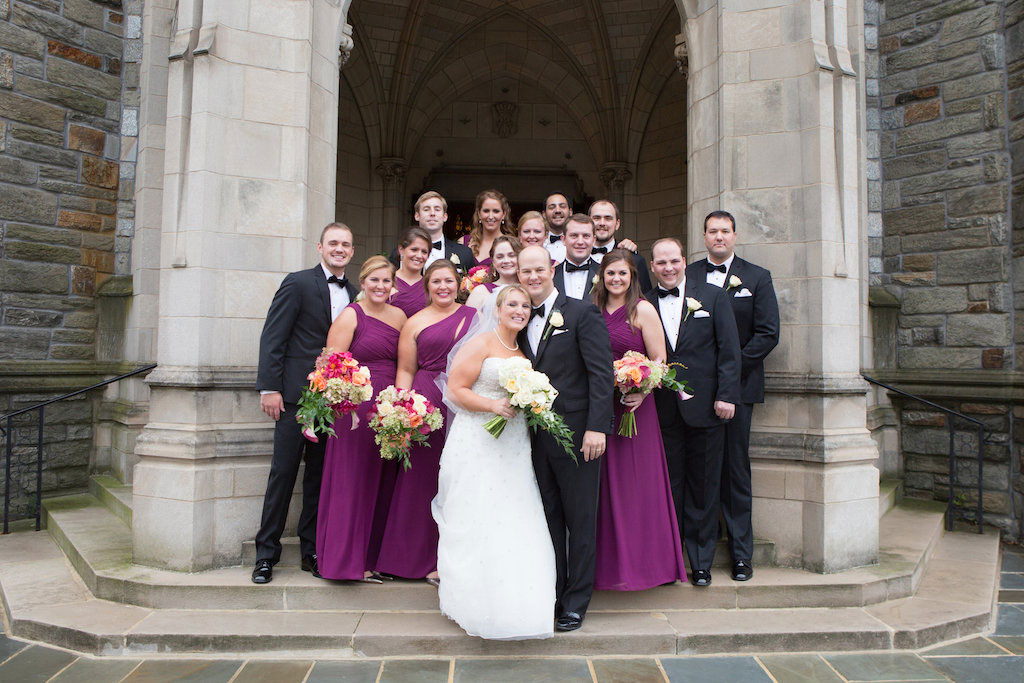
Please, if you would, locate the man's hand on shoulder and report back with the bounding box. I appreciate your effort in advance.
[261,392,284,421]
[617,238,638,253]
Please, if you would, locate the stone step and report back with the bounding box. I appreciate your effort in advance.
[88,474,132,527]
[879,477,903,518]
[0,525,999,657]
[240,535,778,570]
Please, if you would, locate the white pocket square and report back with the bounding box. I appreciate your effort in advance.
[693,310,710,318]
[552,329,568,336]
[735,288,752,297]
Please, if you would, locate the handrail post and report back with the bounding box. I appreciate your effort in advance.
[976,423,984,535]
[36,406,44,532]
[947,418,955,532]
[3,416,10,535]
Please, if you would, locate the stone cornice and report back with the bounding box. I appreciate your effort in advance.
[144,366,258,389]
[0,361,153,393]
[865,369,1024,403]
[765,372,871,395]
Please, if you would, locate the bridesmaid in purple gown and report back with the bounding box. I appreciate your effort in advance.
[316,256,407,581]
[375,259,477,582]
[591,250,687,590]
[459,189,516,268]
[464,235,521,311]
[390,226,431,318]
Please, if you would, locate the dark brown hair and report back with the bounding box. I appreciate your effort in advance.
[591,249,642,332]
[469,189,516,254]
[488,235,523,281]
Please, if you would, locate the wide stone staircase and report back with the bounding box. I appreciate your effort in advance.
[0,475,1002,657]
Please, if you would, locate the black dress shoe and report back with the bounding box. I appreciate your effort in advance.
[301,554,322,579]
[555,612,583,631]
[691,569,712,587]
[251,559,273,584]
[731,560,753,581]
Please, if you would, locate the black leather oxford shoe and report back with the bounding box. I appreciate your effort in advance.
[691,569,712,587]
[731,560,753,582]
[555,612,583,631]
[251,559,273,584]
[301,554,322,579]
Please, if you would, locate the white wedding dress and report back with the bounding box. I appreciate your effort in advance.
[431,357,556,640]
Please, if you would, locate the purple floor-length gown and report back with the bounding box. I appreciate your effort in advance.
[315,304,400,580]
[595,305,687,590]
[374,305,477,578]
[390,276,427,318]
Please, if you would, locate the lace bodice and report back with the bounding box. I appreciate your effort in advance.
[469,357,512,402]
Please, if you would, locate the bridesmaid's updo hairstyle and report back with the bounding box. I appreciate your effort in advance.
[487,235,523,281]
[592,249,642,331]
[422,259,460,305]
[399,225,432,251]
[359,255,395,283]
[495,283,529,310]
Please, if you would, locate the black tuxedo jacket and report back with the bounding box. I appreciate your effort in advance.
[595,247,653,294]
[389,238,477,272]
[256,266,359,404]
[517,290,615,444]
[553,258,601,301]
[686,257,779,404]
[646,280,741,428]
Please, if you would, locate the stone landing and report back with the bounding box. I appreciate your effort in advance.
[0,483,1002,658]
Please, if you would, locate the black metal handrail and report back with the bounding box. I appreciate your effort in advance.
[863,374,987,534]
[1,363,156,534]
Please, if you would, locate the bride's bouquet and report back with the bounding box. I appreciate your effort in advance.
[483,357,578,464]
[367,386,444,470]
[613,351,688,437]
[296,350,373,442]
[458,264,491,297]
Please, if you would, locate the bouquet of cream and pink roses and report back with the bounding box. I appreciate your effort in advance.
[483,357,578,464]
[367,386,444,470]
[613,350,688,437]
[296,350,373,442]
[458,264,491,297]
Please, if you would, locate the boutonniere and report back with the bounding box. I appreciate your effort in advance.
[726,275,742,291]
[683,297,702,322]
[591,275,599,286]
[542,309,564,341]
[450,253,461,266]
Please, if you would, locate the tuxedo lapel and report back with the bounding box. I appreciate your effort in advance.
[583,259,600,299]
[677,279,699,346]
[533,290,567,365]
[725,256,745,295]
[552,264,566,294]
[313,267,332,326]
[648,291,672,352]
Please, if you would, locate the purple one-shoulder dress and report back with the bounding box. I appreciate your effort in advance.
[595,305,687,590]
[316,304,400,580]
[459,235,492,268]
[374,305,477,578]
[390,276,427,318]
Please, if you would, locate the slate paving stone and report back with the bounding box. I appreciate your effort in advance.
[50,657,141,681]
[1001,573,1024,588]
[0,645,76,682]
[925,655,1024,682]
[306,659,382,682]
[454,658,592,682]
[660,656,770,682]
[592,657,665,682]
[990,635,1024,654]
[921,636,1007,656]
[994,604,1024,635]
[233,660,313,682]
[380,659,450,683]
[758,654,843,682]
[122,659,242,682]
[823,653,945,681]
[0,635,28,663]
[1002,548,1024,572]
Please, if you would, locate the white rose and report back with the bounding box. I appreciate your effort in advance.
[549,311,564,328]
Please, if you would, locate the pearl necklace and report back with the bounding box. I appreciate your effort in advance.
[493,329,519,351]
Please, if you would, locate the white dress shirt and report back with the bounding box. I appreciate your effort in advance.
[561,259,591,300]
[544,235,566,264]
[656,283,684,351]
[591,238,616,263]
[527,289,559,355]
[425,236,446,269]
[321,263,351,321]
[705,253,735,289]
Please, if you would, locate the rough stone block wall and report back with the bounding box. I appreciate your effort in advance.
[1006,0,1024,533]
[879,0,1022,537]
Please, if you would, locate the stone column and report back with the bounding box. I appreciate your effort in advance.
[599,162,632,209]
[131,0,345,570]
[684,0,879,571]
[375,156,407,257]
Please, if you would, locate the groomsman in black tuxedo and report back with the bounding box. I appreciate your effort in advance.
[685,211,779,582]
[646,238,740,587]
[389,191,476,272]
[588,200,653,294]
[517,246,614,632]
[542,192,571,263]
[252,223,359,584]
[552,214,601,300]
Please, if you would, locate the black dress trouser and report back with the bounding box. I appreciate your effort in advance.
[720,401,754,562]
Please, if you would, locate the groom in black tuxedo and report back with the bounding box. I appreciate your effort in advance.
[685,211,779,582]
[389,191,476,273]
[646,238,740,587]
[252,223,359,584]
[517,246,614,632]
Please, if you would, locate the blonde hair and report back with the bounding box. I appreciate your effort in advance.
[359,255,394,282]
[495,283,529,309]
[414,190,448,214]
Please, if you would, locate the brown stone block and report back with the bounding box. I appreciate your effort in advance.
[905,412,946,427]
[967,302,989,312]
[905,100,940,125]
[81,155,118,189]
[68,125,104,155]
[57,210,102,230]
[104,57,121,76]
[880,35,899,54]
[981,348,1003,368]
[81,248,113,273]
[47,40,101,69]
[960,403,1007,415]
[902,253,935,272]
[71,265,95,296]
[893,272,937,286]
[108,13,123,26]
[0,90,65,131]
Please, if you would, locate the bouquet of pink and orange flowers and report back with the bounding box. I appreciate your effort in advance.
[296,350,373,442]
[367,386,444,470]
[458,264,491,296]
[613,350,688,437]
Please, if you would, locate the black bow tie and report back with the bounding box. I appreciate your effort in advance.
[432,241,443,250]
[327,275,348,288]
[564,261,589,273]
[706,261,727,274]
[530,305,546,321]
[549,234,562,244]
[658,286,680,298]
[592,246,609,255]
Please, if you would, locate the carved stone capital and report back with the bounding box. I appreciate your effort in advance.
[674,33,688,78]
[339,23,354,67]
[375,157,408,187]
[599,162,632,191]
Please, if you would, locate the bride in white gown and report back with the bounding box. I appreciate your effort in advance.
[431,285,556,640]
